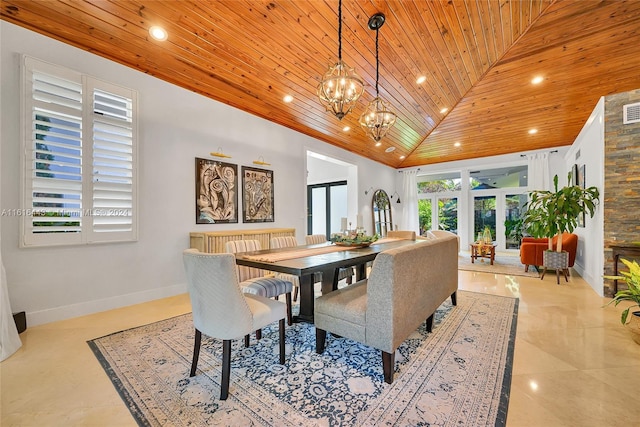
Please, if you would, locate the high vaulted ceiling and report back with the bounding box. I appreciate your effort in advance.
[3,1,640,168]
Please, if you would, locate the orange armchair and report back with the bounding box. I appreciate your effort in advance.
[520,233,578,272]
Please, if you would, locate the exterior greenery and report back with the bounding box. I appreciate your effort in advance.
[521,173,600,252]
[604,258,640,324]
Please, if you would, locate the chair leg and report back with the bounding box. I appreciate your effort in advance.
[426,314,434,332]
[382,351,395,384]
[244,334,250,347]
[279,318,285,364]
[315,328,327,353]
[346,275,352,285]
[293,286,298,302]
[220,339,231,400]
[524,264,529,272]
[256,329,262,340]
[190,328,202,377]
[286,292,292,326]
[451,291,457,306]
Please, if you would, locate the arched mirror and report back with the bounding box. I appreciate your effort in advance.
[372,189,393,236]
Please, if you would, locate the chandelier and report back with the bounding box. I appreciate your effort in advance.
[359,13,397,143]
[317,0,364,120]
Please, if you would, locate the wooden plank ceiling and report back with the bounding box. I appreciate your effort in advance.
[3,0,640,168]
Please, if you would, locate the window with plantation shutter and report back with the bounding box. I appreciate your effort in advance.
[21,56,137,246]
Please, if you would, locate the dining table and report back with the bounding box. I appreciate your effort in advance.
[234,237,423,323]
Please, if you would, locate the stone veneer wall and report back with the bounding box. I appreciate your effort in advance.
[603,89,640,296]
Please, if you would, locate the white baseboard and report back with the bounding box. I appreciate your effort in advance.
[573,262,603,297]
[25,283,188,327]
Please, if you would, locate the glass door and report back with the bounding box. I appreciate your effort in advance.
[419,196,459,235]
[307,181,347,239]
[473,195,496,243]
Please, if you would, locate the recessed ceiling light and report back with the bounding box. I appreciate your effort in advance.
[283,94,294,103]
[385,147,396,153]
[342,126,350,132]
[416,75,427,84]
[531,76,544,85]
[440,107,448,114]
[399,155,405,159]
[149,26,168,41]
[454,142,461,147]
[528,128,538,134]
[375,142,382,147]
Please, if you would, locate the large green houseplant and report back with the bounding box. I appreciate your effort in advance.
[521,173,600,253]
[604,258,640,344]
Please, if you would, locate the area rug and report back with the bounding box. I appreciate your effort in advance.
[88,291,518,426]
[458,252,539,278]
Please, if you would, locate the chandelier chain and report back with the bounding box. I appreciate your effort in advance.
[375,25,379,96]
[338,0,342,61]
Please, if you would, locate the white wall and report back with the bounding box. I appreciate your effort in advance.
[0,22,395,325]
[564,97,605,295]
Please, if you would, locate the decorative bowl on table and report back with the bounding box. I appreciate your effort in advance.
[330,232,379,248]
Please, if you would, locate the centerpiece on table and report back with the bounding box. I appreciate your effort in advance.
[330,231,379,248]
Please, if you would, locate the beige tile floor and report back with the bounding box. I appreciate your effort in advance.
[2,269,639,426]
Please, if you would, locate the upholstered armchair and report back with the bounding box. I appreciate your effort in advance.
[520,233,578,272]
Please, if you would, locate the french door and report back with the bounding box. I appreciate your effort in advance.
[307,181,347,240]
[418,196,458,235]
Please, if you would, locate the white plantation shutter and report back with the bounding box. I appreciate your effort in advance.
[21,57,137,246]
[89,80,135,241]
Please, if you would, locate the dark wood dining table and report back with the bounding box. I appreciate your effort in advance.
[234,238,422,323]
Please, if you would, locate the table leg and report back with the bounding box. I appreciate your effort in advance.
[490,248,495,265]
[355,263,367,281]
[613,253,619,294]
[292,274,315,324]
[319,267,338,294]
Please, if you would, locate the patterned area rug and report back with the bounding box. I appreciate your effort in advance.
[458,253,540,278]
[88,291,518,426]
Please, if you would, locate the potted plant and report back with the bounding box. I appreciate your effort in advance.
[604,258,640,344]
[521,173,600,267]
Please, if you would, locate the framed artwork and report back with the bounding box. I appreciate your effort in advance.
[242,166,274,223]
[195,157,238,224]
[572,163,580,186]
[577,164,586,227]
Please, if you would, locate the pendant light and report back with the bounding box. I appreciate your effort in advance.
[359,13,397,143]
[317,0,365,120]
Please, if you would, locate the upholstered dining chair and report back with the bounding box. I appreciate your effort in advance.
[269,236,307,301]
[182,249,286,400]
[386,230,416,240]
[304,234,355,285]
[225,240,293,326]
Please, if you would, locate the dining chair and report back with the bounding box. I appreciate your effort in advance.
[182,249,286,400]
[304,234,354,285]
[386,230,416,240]
[269,236,307,302]
[225,240,293,326]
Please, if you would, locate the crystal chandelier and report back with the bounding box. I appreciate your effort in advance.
[317,0,364,120]
[359,13,397,143]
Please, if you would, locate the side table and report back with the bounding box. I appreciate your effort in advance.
[470,243,496,265]
[610,244,640,294]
